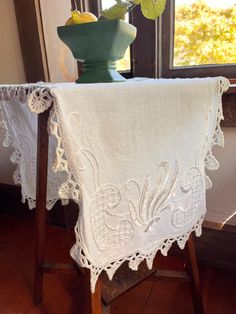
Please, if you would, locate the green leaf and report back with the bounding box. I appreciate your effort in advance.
[100,3,130,20]
[140,0,166,20]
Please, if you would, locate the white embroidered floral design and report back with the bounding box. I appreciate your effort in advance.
[172,167,204,228]
[90,184,134,251]
[0,78,229,294]
[126,161,179,231]
[67,112,134,251]
[71,215,205,293]
[47,77,229,293]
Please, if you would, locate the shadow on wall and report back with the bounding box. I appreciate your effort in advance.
[0,0,26,84]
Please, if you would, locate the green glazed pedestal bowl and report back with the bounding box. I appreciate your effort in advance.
[57,19,137,84]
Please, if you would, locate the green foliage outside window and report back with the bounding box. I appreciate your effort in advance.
[174,0,236,67]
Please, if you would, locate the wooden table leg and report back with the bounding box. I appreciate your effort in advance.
[34,109,50,305]
[185,233,205,314]
[82,269,103,314]
[91,279,103,314]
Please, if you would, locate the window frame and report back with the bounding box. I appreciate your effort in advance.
[131,6,159,78]
[160,0,236,79]
[73,0,101,15]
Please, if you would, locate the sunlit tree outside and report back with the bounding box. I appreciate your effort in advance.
[174,0,236,67]
[101,0,236,70]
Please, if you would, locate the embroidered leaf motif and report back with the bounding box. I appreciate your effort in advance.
[128,200,143,226]
[127,161,179,230]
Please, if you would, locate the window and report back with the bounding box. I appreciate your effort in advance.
[173,0,236,67]
[87,0,236,79]
[161,0,236,78]
[15,0,236,82]
[100,0,132,73]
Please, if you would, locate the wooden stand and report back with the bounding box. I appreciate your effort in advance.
[34,110,50,305]
[34,110,205,313]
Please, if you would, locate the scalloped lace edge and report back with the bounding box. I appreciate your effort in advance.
[0,85,64,210]
[48,83,223,293]
[70,215,205,293]
[204,77,230,189]
[49,103,81,202]
[49,101,206,288]
[12,78,228,293]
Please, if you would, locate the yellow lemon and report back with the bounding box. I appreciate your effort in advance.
[76,12,98,24]
[65,10,81,26]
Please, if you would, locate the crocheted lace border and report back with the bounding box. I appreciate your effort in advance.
[0,84,61,210]
[0,77,229,292]
[47,77,229,292]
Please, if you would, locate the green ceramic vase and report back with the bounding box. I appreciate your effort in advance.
[57,19,137,84]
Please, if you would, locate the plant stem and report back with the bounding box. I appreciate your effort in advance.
[127,3,137,13]
[71,0,77,11]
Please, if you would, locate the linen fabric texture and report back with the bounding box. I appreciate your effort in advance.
[0,77,229,292]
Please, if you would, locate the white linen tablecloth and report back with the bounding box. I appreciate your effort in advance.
[0,77,229,292]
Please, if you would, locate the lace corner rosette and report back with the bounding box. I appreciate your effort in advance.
[27,87,54,113]
[218,76,230,96]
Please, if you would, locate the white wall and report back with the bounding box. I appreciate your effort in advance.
[0,0,26,84]
[0,0,26,184]
[39,0,78,82]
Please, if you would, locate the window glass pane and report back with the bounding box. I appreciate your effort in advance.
[101,0,116,10]
[174,0,236,67]
[101,0,131,71]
